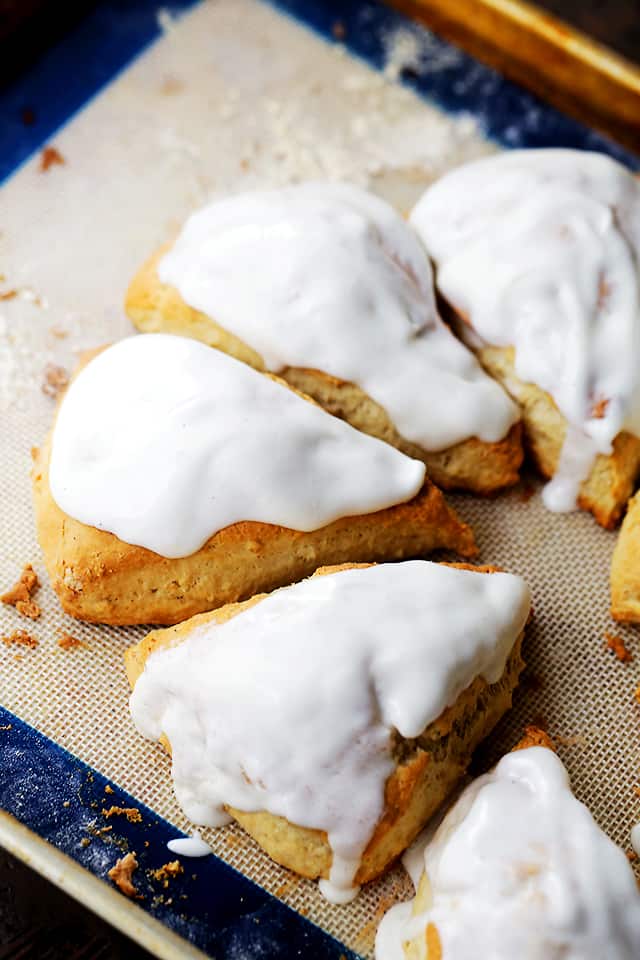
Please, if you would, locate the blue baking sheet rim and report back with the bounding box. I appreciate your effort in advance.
[0,1,638,957]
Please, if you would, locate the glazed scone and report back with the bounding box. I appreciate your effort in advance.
[376,730,640,959]
[411,149,640,528]
[33,334,476,625]
[126,561,530,902]
[125,182,522,494]
[611,489,640,621]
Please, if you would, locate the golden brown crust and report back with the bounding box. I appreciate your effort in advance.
[125,249,523,494]
[125,562,524,886]
[611,490,640,622]
[477,344,640,529]
[33,362,476,626]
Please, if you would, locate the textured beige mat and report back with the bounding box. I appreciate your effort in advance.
[1,2,639,957]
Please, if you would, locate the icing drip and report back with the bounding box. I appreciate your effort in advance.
[129,561,530,902]
[49,334,425,557]
[376,747,640,959]
[158,182,518,452]
[411,149,640,512]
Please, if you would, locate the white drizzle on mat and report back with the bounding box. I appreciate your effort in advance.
[48,334,425,558]
[158,182,518,451]
[376,746,640,960]
[411,149,640,512]
[166,830,212,858]
[129,561,531,903]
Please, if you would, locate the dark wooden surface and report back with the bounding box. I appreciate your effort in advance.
[0,2,638,958]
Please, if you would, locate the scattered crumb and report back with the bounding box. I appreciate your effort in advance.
[105,785,114,795]
[80,837,91,848]
[39,146,65,172]
[239,158,251,171]
[634,786,640,798]
[627,850,638,863]
[590,396,609,419]
[0,290,17,301]
[0,724,12,730]
[605,632,633,663]
[2,630,38,649]
[274,876,299,899]
[144,840,150,848]
[42,363,69,399]
[49,325,68,339]
[2,564,40,620]
[151,861,184,888]
[332,20,346,40]
[62,801,70,808]
[58,633,86,651]
[21,107,35,126]
[103,805,142,823]
[108,853,141,899]
[514,725,556,752]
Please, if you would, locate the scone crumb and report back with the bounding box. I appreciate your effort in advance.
[42,363,69,398]
[627,850,638,863]
[151,861,184,887]
[62,801,70,808]
[108,853,141,899]
[0,724,13,731]
[0,289,17,301]
[2,630,38,649]
[2,564,40,619]
[58,633,86,650]
[104,785,114,794]
[513,725,555,752]
[332,20,346,40]
[40,146,66,172]
[605,632,633,663]
[80,837,91,848]
[590,396,609,419]
[103,805,142,823]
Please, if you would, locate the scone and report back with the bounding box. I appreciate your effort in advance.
[33,334,476,625]
[125,182,522,494]
[376,729,640,959]
[126,560,531,902]
[611,489,640,621]
[411,149,640,529]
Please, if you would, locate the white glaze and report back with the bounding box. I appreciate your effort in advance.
[166,830,212,858]
[631,823,640,858]
[376,746,640,959]
[411,149,640,511]
[129,561,530,902]
[49,334,425,558]
[158,182,518,452]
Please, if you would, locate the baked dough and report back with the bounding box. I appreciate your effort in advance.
[124,563,525,886]
[476,343,640,529]
[611,489,640,621]
[33,360,476,626]
[125,247,523,495]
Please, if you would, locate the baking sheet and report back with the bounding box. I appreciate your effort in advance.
[1,1,639,957]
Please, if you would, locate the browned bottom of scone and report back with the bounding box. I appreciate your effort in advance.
[125,249,523,495]
[611,490,640,622]
[476,344,640,529]
[125,562,525,886]
[32,428,477,625]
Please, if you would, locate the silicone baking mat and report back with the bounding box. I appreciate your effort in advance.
[1,1,639,957]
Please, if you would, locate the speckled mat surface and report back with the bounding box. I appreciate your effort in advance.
[1,2,639,957]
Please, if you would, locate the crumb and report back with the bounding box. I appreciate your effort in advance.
[0,289,17,301]
[0,724,12,730]
[332,20,346,40]
[514,725,556,752]
[628,850,638,863]
[62,801,70,808]
[591,396,609,419]
[144,840,150,848]
[104,785,114,795]
[49,325,68,339]
[240,158,251,171]
[634,786,640,798]
[39,146,65,172]
[21,107,35,126]
[58,633,86,650]
[108,853,141,899]
[42,363,69,399]
[103,805,142,823]
[13,654,23,662]
[2,630,38,649]
[80,837,91,848]
[605,632,633,663]
[160,74,183,95]
[2,564,40,618]
[151,861,184,888]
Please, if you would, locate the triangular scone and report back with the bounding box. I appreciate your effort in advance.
[33,335,476,626]
[125,183,522,495]
[611,490,640,621]
[411,149,640,529]
[125,561,530,901]
[376,729,640,959]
